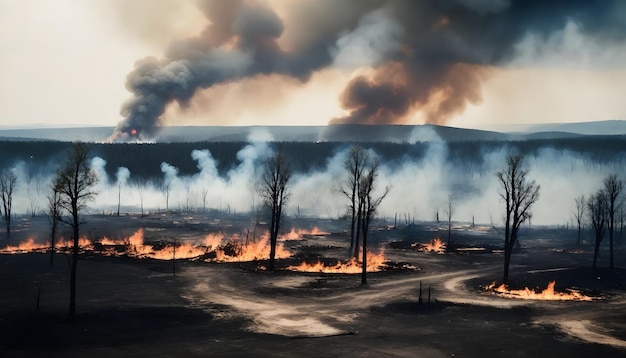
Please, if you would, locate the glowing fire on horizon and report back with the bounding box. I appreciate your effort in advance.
[485,281,593,301]
[0,228,293,262]
[282,227,329,241]
[287,250,388,274]
[413,238,446,254]
[0,237,93,254]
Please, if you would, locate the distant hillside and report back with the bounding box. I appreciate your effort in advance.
[0,120,623,143]
[528,120,626,135]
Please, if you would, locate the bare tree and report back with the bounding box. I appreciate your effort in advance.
[587,190,608,269]
[47,185,62,265]
[134,179,146,216]
[53,142,98,322]
[185,182,192,212]
[444,194,454,248]
[201,188,208,213]
[0,170,17,237]
[342,146,368,258]
[496,154,540,283]
[116,167,130,217]
[163,183,171,211]
[603,174,623,269]
[573,195,585,244]
[26,174,44,217]
[358,160,389,286]
[258,152,291,271]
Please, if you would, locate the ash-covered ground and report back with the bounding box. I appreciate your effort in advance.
[1,212,625,357]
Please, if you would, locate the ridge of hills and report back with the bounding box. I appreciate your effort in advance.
[0,120,624,143]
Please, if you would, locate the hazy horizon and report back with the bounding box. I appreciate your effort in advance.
[2,1,626,136]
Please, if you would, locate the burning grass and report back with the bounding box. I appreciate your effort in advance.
[287,251,388,274]
[1,228,293,263]
[0,238,49,254]
[485,281,594,301]
[281,227,329,241]
[413,237,446,254]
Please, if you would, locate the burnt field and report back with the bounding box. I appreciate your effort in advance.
[1,212,625,357]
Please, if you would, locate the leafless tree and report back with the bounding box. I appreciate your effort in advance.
[163,182,171,211]
[26,174,44,217]
[358,160,389,286]
[444,194,454,248]
[587,190,608,269]
[496,154,540,283]
[0,170,17,237]
[53,142,98,322]
[47,185,62,265]
[573,195,585,244]
[342,146,368,258]
[116,167,129,216]
[185,183,192,212]
[136,180,146,216]
[201,188,208,213]
[117,182,122,216]
[258,152,291,271]
[603,174,623,268]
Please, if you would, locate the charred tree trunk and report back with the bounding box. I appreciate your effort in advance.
[68,206,79,323]
[50,219,57,265]
[592,236,601,269]
[268,201,278,271]
[361,214,370,286]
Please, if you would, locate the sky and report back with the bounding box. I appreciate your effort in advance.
[1,0,626,135]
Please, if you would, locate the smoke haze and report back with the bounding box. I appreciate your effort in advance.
[110,0,626,141]
[6,134,625,229]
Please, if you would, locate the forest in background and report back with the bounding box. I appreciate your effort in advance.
[1,136,625,182]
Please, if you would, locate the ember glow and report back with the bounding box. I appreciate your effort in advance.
[0,238,49,254]
[214,234,292,262]
[413,238,446,254]
[486,281,593,301]
[1,228,293,263]
[282,227,330,241]
[287,251,387,274]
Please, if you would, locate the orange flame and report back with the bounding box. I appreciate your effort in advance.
[413,238,446,254]
[57,237,92,249]
[214,233,292,262]
[0,238,49,253]
[486,281,593,301]
[288,250,387,274]
[281,227,329,241]
[0,236,95,254]
[1,228,294,263]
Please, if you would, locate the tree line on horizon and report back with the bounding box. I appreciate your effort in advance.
[1,137,625,182]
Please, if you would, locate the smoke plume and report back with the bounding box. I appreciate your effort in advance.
[111,0,624,140]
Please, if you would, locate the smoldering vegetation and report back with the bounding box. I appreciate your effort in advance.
[1,134,625,226]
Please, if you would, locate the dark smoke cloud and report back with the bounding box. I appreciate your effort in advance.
[111,0,624,140]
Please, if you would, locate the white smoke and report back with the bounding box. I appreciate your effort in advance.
[2,133,624,228]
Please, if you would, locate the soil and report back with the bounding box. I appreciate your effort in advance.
[1,212,625,357]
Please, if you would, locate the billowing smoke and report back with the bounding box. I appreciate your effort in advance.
[110,0,624,140]
[2,134,625,228]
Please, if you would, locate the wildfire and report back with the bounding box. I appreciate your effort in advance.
[0,237,94,254]
[413,238,446,254]
[0,238,49,254]
[1,228,293,263]
[287,250,388,274]
[214,234,292,262]
[123,229,291,262]
[281,227,329,241]
[485,281,593,301]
